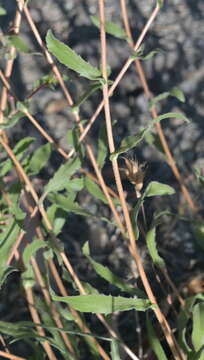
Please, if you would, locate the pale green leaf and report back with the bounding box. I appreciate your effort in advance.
[146,227,165,268]
[43,157,81,197]
[195,168,204,187]
[146,314,168,360]
[65,177,84,192]
[157,0,164,8]
[145,181,175,197]
[7,35,30,53]
[46,204,67,236]
[46,30,102,80]
[0,111,24,129]
[169,87,185,102]
[131,46,161,61]
[22,239,46,266]
[28,142,52,175]
[192,302,204,354]
[48,193,92,217]
[91,16,127,40]
[51,292,153,314]
[0,6,6,15]
[85,176,120,206]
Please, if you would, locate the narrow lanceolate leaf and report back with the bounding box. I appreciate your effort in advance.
[48,193,92,217]
[43,156,81,198]
[85,176,120,206]
[111,112,188,160]
[97,123,108,170]
[91,16,127,40]
[51,293,153,314]
[131,47,161,61]
[83,242,145,297]
[192,302,204,355]
[146,227,165,268]
[46,30,102,80]
[146,314,168,360]
[145,181,175,197]
[71,82,102,112]
[28,143,52,175]
[0,111,24,129]
[149,88,185,110]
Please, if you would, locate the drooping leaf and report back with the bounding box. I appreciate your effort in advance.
[28,142,52,175]
[91,16,127,40]
[0,111,24,129]
[43,157,81,198]
[0,266,18,289]
[146,314,168,360]
[46,30,102,80]
[146,227,165,268]
[67,126,85,160]
[144,181,175,197]
[149,88,185,110]
[83,242,145,297]
[192,302,204,356]
[51,292,153,314]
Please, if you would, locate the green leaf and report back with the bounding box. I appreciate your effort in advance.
[22,239,46,266]
[51,292,153,314]
[46,205,67,236]
[46,30,102,80]
[97,123,108,170]
[111,112,188,160]
[195,168,204,187]
[72,82,102,113]
[193,223,204,251]
[28,142,52,175]
[192,302,204,354]
[146,227,165,268]
[0,266,18,289]
[0,137,34,177]
[67,126,85,160]
[131,46,162,61]
[110,128,147,160]
[65,177,84,192]
[0,6,6,15]
[48,193,92,217]
[7,35,30,53]
[91,16,127,40]
[144,181,175,197]
[146,314,168,360]
[0,111,24,129]
[149,88,185,110]
[43,157,81,198]
[83,242,145,297]
[0,220,20,265]
[111,338,121,360]
[85,176,120,206]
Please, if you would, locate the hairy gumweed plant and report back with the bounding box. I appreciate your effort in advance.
[0,1,203,360]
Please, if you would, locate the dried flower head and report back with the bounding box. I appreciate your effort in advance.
[120,157,145,198]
